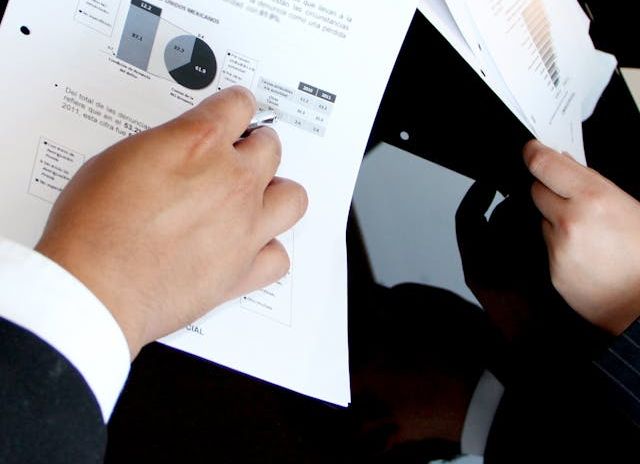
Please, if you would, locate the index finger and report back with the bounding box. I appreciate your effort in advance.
[523,140,592,199]
[179,86,257,144]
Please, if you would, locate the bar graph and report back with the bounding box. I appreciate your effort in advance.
[117,0,161,71]
[523,0,560,88]
[116,0,217,90]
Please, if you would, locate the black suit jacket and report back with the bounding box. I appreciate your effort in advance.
[484,304,640,463]
[0,317,106,464]
[595,319,640,427]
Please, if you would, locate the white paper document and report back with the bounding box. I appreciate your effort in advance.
[418,0,617,164]
[0,0,417,406]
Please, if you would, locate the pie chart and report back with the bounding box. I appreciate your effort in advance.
[164,35,217,90]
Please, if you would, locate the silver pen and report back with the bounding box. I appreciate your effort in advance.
[242,110,278,138]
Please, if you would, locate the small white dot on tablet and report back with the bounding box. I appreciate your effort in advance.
[400,131,410,141]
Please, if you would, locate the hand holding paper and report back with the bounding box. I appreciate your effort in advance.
[525,140,640,335]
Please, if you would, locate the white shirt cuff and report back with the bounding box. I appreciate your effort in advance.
[0,238,130,422]
[461,369,505,456]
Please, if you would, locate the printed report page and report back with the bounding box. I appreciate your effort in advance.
[465,0,586,161]
[462,0,613,164]
[0,0,417,406]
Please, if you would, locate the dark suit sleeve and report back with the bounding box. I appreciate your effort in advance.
[484,301,640,463]
[594,318,640,426]
[0,317,107,464]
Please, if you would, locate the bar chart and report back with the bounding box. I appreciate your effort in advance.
[117,0,217,90]
[523,0,560,88]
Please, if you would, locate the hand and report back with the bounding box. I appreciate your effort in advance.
[524,140,640,335]
[35,86,308,358]
[456,182,535,343]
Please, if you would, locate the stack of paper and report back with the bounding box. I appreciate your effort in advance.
[418,0,617,164]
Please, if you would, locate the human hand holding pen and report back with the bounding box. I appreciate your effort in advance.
[524,140,640,335]
[35,86,308,358]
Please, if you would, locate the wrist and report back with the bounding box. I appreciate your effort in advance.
[35,238,145,360]
[599,310,640,337]
[583,298,640,337]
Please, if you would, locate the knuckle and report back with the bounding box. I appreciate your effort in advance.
[232,164,259,194]
[554,212,581,240]
[581,186,606,212]
[179,117,227,151]
[554,216,572,236]
[198,120,227,143]
[588,196,608,218]
[263,127,282,154]
[251,127,282,159]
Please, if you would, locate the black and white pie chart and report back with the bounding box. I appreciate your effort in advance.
[164,35,217,90]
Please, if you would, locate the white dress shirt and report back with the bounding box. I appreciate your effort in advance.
[0,237,130,422]
[461,369,505,456]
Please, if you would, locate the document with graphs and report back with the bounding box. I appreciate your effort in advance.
[419,0,617,164]
[0,0,417,405]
